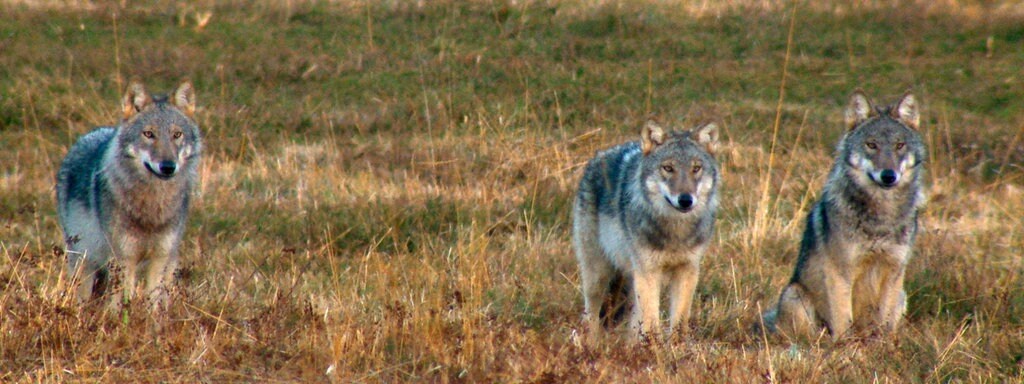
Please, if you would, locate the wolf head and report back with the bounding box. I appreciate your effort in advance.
[840,91,926,190]
[639,120,720,214]
[117,80,201,181]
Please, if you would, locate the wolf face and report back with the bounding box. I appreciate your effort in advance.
[841,91,925,191]
[118,81,200,181]
[639,120,719,215]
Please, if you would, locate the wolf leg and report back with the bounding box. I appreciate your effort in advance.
[876,264,907,332]
[820,260,854,340]
[574,205,611,339]
[667,264,699,336]
[772,283,817,339]
[108,235,141,310]
[578,254,613,338]
[630,268,662,341]
[65,227,111,303]
[67,249,96,303]
[144,231,181,311]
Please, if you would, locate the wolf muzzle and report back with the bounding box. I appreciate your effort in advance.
[872,169,900,188]
[145,160,178,179]
[666,193,696,212]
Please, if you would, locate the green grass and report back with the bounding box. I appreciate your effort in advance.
[2,0,1024,381]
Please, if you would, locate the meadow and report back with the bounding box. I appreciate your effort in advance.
[2,0,1023,381]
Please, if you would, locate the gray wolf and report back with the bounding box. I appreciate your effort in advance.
[764,91,927,340]
[56,80,202,311]
[574,120,720,341]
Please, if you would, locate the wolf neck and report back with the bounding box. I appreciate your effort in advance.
[102,135,190,232]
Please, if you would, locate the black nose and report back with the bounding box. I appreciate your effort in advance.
[678,194,695,210]
[880,169,898,186]
[158,161,177,176]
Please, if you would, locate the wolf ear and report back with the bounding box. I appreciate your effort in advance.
[122,81,150,119]
[692,122,719,154]
[641,120,666,155]
[844,90,872,130]
[891,92,919,130]
[173,81,196,116]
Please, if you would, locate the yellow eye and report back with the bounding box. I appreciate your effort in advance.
[866,142,877,150]
[692,164,702,174]
[661,164,674,173]
[143,131,155,139]
[173,131,183,139]
[895,142,905,150]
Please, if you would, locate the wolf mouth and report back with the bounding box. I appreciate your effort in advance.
[144,162,175,180]
[665,196,694,213]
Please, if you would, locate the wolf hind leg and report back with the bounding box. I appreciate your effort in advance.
[771,283,819,340]
[66,233,111,304]
[67,250,97,303]
[578,252,614,339]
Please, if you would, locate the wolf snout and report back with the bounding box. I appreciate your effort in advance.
[159,161,178,176]
[670,193,695,212]
[147,160,179,178]
[879,169,899,187]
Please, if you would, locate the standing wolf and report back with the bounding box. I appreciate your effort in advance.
[764,91,927,340]
[574,120,720,341]
[57,80,201,311]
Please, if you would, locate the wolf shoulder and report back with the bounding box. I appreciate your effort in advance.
[577,143,642,200]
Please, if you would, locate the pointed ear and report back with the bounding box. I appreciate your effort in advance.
[641,120,666,155]
[122,81,149,119]
[844,90,872,130]
[172,80,196,116]
[692,122,719,154]
[891,92,919,130]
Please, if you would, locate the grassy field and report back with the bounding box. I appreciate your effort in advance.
[2,0,1024,381]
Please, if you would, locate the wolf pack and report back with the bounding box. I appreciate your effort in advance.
[56,80,926,346]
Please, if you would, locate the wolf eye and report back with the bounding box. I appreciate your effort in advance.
[661,164,674,173]
[895,142,905,150]
[866,142,877,150]
[173,132,183,139]
[691,164,702,174]
[142,131,155,139]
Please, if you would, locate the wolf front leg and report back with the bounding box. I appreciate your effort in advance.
[108,233,142,311]
[819,258,855,340]
[666,263,699,337]
[143,229,182,311]
[630,268,662,341]
[876,256,909,333]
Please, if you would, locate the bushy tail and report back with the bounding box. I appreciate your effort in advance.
[599,272,632,329]
[757,306,779,335]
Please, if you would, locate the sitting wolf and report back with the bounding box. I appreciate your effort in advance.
[765,91,927,340]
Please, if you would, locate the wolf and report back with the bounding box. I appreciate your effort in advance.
[764,91,927,340]
[574,119,720,341]
[56,80,202,311]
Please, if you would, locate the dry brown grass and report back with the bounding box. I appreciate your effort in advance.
[2,0,1023,382]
